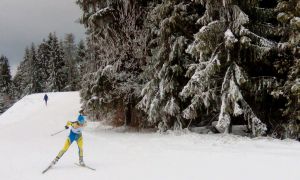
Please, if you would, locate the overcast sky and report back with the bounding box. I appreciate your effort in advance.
[0,0,86,75]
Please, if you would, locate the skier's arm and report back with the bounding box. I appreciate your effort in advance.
[65,121,73,129]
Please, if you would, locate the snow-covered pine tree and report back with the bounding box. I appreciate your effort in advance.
[75,0,298,137]
[76,40,88,78]
[76,40,86,62]
[27,43,43,93]
[63,33,80,91]
[37,39,51,89]
[0,55,12,94]
[77,0,148,126]
[13,48,31,98]
[0,55,13,114]
[179,0,291,136]
[138,0,202,131]
[46,33,68,92]
[14,44,45,96]
[272,0,300,139]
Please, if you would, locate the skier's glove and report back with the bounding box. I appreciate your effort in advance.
[65,125,69,129]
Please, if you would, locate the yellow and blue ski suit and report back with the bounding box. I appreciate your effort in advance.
[56,120,86,159]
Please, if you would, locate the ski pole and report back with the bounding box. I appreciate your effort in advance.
[51,129,67,136]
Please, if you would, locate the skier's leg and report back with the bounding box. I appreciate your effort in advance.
[52,138,72,165]
[58,138,72,157]
[76,136,84,165]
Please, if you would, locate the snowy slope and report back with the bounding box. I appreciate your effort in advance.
[0,92,300,180]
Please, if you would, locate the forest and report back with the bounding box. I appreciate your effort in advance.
[0,0,299,139]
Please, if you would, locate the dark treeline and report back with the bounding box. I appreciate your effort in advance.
[0,33,87,113]
[0,55,13,114]
[75,0,299,139]
[1,0,299,139]
[13,33,87,98]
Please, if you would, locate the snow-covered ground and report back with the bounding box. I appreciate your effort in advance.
[0,92,300,180]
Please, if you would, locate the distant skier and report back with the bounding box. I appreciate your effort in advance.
[43,94,48,106]
[51,110,87,166]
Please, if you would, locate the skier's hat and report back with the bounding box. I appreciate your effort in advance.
[77,114,85,125]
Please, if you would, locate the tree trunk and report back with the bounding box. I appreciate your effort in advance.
[124,102,132,126]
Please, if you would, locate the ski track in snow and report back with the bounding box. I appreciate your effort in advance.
[0,92,300,180]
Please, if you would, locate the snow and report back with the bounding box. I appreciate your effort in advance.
[1,92,300,180]
[224,29,234,38]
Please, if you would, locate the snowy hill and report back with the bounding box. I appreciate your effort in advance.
[0,92,300,180]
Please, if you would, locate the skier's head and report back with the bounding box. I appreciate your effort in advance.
[77,114,85,125]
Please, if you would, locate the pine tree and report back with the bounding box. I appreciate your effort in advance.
[75,0,299,138]
[37,39,51,89]
[76,0,114,27]
[76,40,87,63]
[138,0,202,131]
[46,33,68,92]
[14,44,45,96]
[179,0,299,136]
[78,0,148,125]
[0,55,13,114]
[13,48,31,98]
[76,40,88,77]
[27,43,44,93]
[75,39,89,89]
[272,0,300,138]
[0,55,12,93]
[63,33,80,91]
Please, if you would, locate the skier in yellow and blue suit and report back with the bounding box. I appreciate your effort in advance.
[52,111,87,166]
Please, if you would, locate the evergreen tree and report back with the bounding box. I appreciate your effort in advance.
[46,33,67,92]
[180,0,297,136]
[76,39,88,78]
[13,48,31,98]
[138,0,202,131]
[75,39,89,89]
[0,55,12,93]
[272,0,300,138]
[14,44,45,96]
[28,43,44,93]
[75,0,299,138]
[37,39,51,89]
[76,40,87,64]
[63,33,79,91]
[78,0,148,125]
[0,55,13,113]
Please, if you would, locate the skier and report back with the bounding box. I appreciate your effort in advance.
[43,94,48,106]
[51,110,87,166]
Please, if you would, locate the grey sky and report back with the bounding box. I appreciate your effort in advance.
[0,0,86,75]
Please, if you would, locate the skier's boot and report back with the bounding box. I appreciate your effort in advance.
[51,156,60,166]
[79,156,85,166]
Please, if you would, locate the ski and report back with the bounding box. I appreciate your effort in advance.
[42,164,53,174]
[75,163,96,171]
[43,162,96,173]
